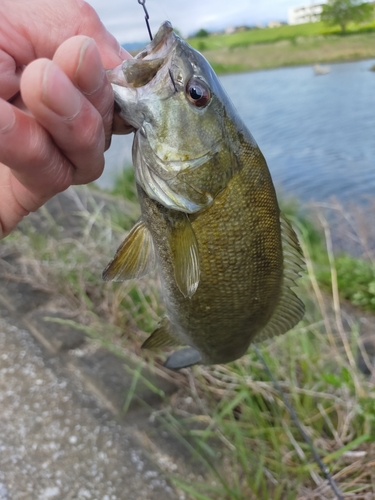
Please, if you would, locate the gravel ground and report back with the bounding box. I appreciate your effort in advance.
[0,318,176,500]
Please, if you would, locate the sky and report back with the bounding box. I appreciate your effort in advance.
[86,0,301,45]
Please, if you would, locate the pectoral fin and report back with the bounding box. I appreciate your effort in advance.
[102,220,155,282]
[142,317,181,350]
[168,214,200,298]
[164,348,202,370]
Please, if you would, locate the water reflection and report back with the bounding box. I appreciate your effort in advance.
[101,59,375,202]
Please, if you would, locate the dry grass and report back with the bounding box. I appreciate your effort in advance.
[2,187,375,499]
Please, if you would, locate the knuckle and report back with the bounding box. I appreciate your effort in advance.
[76,110,104,150]
[27,128,51,165]
[81,157,104,184]
[51,162,74,193]
[27,129,74,193]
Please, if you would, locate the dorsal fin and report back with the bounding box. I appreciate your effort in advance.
[256,213,305,341]
[102,220,155,282]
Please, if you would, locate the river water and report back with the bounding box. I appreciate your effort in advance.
[100,59,375,203]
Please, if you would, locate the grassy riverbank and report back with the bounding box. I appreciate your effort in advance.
[186,21,375,73]
[3,179,375,499]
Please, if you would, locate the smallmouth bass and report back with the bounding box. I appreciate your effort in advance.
[104,22,304,369]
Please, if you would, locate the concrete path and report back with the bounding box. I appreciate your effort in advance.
[0,318,177,500]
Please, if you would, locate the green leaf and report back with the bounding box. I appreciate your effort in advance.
[322,372,342,388]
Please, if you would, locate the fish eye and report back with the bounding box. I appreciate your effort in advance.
[186,78,211,108]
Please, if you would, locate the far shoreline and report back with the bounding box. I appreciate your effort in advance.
[212,56,375,77]
[198,32,375,75]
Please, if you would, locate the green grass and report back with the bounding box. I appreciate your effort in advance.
[318,255,375,310]
[185,20,375,74]
[187,20,375,51]
[110,166,138,203]
[3,184,375,498]
[279,198,375,313]
[189,22,330,51]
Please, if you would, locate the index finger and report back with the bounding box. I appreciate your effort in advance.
[77,1,131,68]
[0,0,130,69]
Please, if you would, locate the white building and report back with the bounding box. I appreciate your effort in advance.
[268,21,283,28]
[288,3,325,25]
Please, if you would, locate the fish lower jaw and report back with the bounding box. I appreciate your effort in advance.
[137,174,206,213]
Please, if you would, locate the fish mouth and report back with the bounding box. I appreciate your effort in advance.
[107,22,177,89]
[108,21,180,132]
[136,21,175,60]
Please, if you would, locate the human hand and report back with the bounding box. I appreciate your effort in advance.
[0,0,132,239]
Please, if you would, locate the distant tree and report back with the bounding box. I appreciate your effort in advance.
[321,0,374,34]
[195,28,209,38]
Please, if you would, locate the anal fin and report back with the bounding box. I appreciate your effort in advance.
[102,220,155,282]
[142,317,181,350]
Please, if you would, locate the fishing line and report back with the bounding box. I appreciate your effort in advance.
[254,344,344,500]
[137,0,153,40]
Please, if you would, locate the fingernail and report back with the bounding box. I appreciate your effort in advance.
[76,38,105,95]
[42,61,82,118]
[0,101,16,133]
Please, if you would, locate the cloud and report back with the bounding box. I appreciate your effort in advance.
[86,0,296,44]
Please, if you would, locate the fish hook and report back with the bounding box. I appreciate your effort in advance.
[137,0,153,41]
